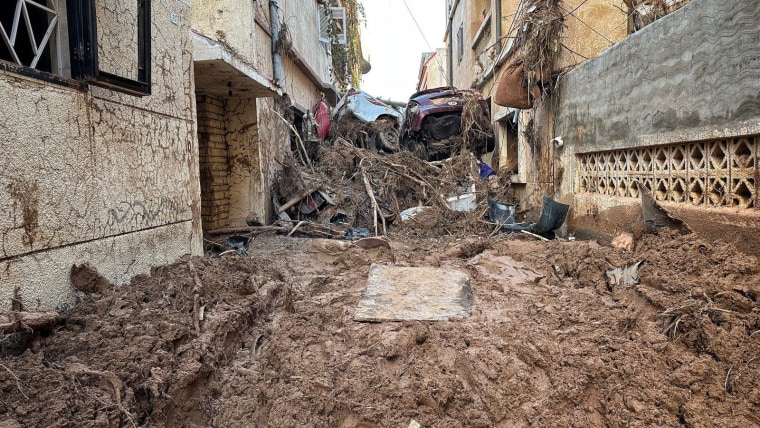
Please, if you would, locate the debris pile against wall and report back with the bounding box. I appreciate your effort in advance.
[494,0,565,109]
[270,142,514,239]
[623,0,692,33]
[256,93,511,241]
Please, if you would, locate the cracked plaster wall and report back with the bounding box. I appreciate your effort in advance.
[225,98,264,227]
[257,97,290,223]
[0,0,201,311]
[278,0,332,91]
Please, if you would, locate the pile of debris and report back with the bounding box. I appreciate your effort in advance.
[270,141,515,239]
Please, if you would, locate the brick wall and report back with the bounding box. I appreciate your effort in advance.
[197,95,230,231]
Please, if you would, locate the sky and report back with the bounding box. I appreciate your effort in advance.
[359,0,447,103]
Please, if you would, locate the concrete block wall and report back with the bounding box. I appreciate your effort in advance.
[554,0,760,167]
[197,95,231,231]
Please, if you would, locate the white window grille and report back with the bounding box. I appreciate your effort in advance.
[318,6,347,45]
[0,0,152,96]
[0,0,65,75]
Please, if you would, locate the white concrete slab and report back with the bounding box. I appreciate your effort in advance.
[354,264,473,322]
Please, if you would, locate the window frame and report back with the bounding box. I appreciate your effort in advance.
[318,6,347,45]
[0,0,151,96]
[68,0,152,96]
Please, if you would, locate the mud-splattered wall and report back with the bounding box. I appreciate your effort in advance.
[0,1,201,310]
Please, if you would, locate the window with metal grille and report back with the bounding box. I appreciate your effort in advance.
[0,0,151,96]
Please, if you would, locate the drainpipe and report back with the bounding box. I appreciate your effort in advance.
[270,0,284,86]
[495,0,501,49]
[447,6,454,86]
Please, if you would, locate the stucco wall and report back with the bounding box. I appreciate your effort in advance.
[192,0,258,66]
[225,98,264,228]
[450,0,480,89]
[282,56,324,111]
[554,0,760,193]
[0,1,200,310]
[555,0,627,69]
[279,0,332,90]
[257,97,291,223]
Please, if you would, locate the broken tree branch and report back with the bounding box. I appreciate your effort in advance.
[521,230,550,241]
[288,220,307,237]
[271,108,314,173]
[206,225,290,235]
[360,165,379,236]
[278,186,321,213]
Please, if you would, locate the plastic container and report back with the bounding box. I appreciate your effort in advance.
[447,193,477,212]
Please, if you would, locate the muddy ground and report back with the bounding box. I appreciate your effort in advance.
[2,225,760,427]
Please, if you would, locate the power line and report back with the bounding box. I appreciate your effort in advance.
[401,0,450,85]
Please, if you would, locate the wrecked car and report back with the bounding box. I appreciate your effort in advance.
[400,86,494,160]
[332,88,404,152]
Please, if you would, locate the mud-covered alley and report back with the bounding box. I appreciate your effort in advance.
[2,0,760,427]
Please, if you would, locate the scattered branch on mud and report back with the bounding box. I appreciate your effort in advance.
[188,261,205,334]
[0,363,28,400]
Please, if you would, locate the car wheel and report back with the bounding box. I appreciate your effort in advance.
[376,128,400,152]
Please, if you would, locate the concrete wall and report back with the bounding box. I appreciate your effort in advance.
[192,0,259,66]
[554,0,760,195]
[279,0,332,89]
[0,1,201,310]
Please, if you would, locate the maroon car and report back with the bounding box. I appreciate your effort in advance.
[400,86,493,160]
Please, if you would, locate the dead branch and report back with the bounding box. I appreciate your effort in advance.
[288,220,307,237]
[278,186,322,213]
[206,225,290,235]
[271,108,314,172]
[360,165,380,236]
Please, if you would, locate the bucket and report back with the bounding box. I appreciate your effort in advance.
[487,197,516,224]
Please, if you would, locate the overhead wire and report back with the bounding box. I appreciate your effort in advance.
[401,0,450,86]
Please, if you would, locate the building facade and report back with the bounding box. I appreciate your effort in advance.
[192,0,343,231]
[416,48,448,92]
[1,0,345,310]
[0,0,202,311]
